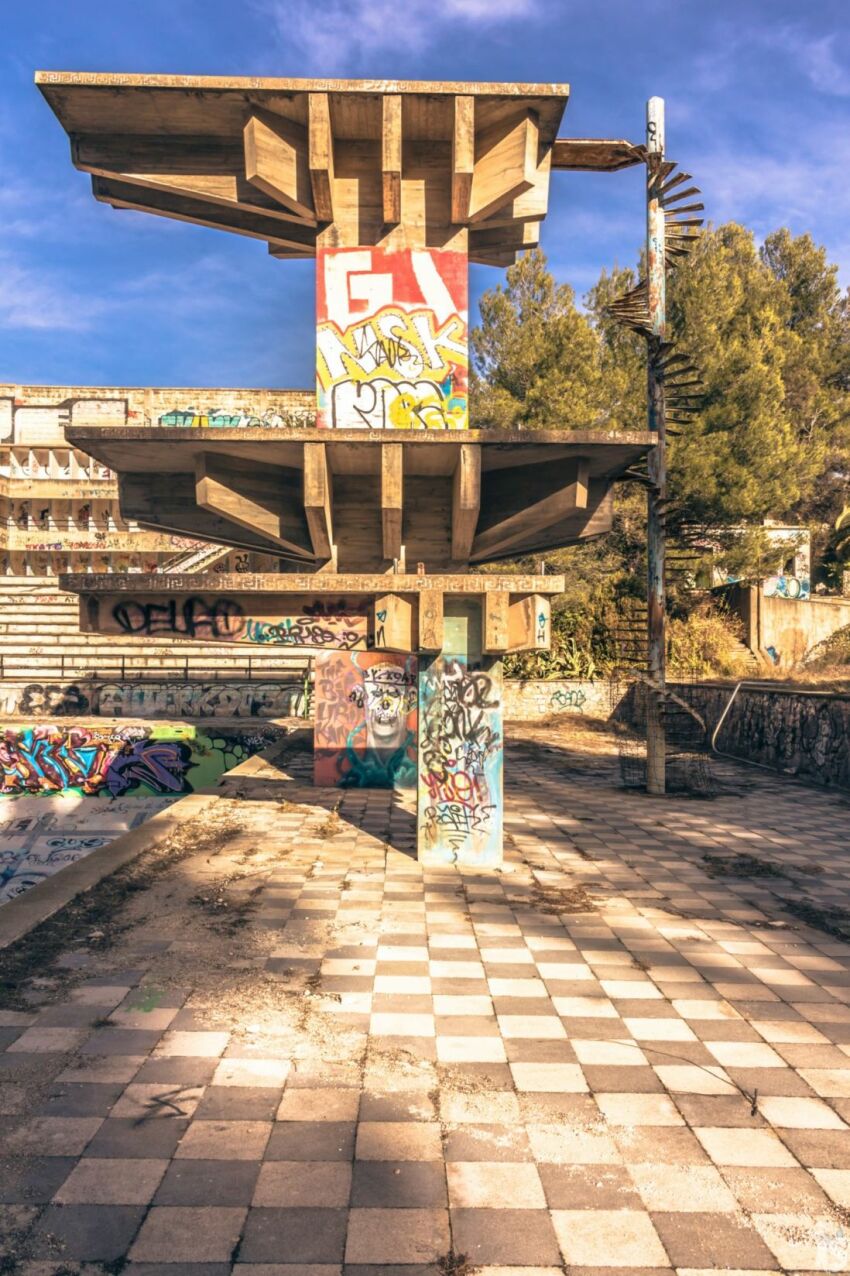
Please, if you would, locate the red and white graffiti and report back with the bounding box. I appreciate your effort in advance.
[316,247,468,430]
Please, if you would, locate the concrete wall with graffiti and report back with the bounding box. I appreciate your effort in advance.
[723,583,850,667]
[97,594,369,649]
[0,723,281,797]
[0,681,308,720]
[316,247,468,430]
[314,651,417,789]
[0,384,314,445]
[0,677,609,723]
[503,679,610,720]
[759,593,850,667]
[0,794,175,906]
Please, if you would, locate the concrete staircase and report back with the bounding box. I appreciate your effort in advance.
[726,634,763,675]
[159,543,232,573]
[0,577,313,682]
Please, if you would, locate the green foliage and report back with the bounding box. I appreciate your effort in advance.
[470,248,608,430]
[585,265,646,429]
[504,636,600,681]
[666,225,813,529]
[471,228,850,593]
[666,604,748,679]
[661,224,850,543]
[503,589,634,681]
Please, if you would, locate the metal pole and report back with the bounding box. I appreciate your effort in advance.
[645,95,667,795]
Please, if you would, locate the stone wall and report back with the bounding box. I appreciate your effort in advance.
[503,679,609,720]
[671,681,850,791]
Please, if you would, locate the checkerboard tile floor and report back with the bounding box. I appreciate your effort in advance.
[2,736,850,1272]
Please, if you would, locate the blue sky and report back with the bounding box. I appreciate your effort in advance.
[1,0,848,389]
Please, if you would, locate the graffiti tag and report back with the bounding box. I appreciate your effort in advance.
[419,657,502,865]
[549,687,587,712]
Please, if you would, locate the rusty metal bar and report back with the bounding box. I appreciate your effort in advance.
[645,95,667,796]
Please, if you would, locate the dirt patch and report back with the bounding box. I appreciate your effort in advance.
[702,852,789,879]
[782,897,850,943]
[702,852,824,881]
[188,874,265,933]
[0,801,242,1010]
[316,799,343,838]
[507,715,627,783]
[523,881,597,914]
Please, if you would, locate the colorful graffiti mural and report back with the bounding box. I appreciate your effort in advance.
[314,650,417,790]
[0,724,280,798]
[157,407,312,429]
[418,655,503,867]
[316,247,468,430]
[109,595,368,649]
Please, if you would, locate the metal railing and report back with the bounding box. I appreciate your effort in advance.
[0,652,314,683]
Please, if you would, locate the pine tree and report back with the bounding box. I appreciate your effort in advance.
[470,227,850,596]
[470,249,606,430]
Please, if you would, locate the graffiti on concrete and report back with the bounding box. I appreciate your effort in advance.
[0,724,280,798]
[109,595,368,649]
[419,657,502,866]
[0,682,306,719]
[2,387,316,446]
[97,682,305,719]
[157,406,312,429]
[764,574,811,601]
[316,247,468,430]
[314,650,417,790]
[0,395,128,445]
[0,795,174,905]
[13,684,92,717]
[549,687,587,712]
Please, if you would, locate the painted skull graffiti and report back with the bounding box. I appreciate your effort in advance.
[314,650,418,790]
[353,663,418,753]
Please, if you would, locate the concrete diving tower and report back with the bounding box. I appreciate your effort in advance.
[39,72,652,865]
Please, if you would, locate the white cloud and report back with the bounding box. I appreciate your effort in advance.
[697,124,850,224]
[0,254,108,332]
[686,21,849,101]
[689,121,850,285]
[796,33,850,98]
[738,23,850,99]
[255,0,539,71]
[0,246,263,337]
[0,173,98,243]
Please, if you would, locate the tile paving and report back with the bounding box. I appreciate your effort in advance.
[0,725,850,1272]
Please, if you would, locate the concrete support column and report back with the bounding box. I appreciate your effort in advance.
[313,649,418,790]
[645,93,667,796]
[417,598,503,867]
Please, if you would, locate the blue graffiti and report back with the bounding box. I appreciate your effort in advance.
[105,739,192,798]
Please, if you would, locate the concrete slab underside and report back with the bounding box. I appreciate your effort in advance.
[2,721,850,1272]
